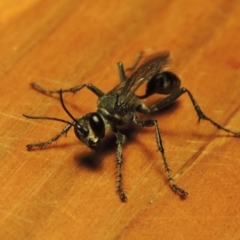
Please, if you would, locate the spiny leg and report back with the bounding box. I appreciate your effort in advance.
[149,87,240,136]
[125,51,144,72]
[117,52,144,82]
[30,82,104,97]
[115,131,127,202]
[117,62,128,82]
[133,115,188,198]
[25,122,73,150]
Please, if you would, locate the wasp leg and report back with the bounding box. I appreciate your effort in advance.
[117,62,127,82]
[24,122,73,150]
[132,114,188,198]
[30,82,104,97]
[115,131,128,202]
[148,87,240,136]
[125,51,144,72]
[117,52,144,82]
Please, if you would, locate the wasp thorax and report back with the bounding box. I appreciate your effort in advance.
[74,113,105,149]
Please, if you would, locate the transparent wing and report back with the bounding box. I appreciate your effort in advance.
[108,51,170,99]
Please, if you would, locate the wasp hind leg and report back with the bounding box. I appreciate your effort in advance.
[148,87,240,136]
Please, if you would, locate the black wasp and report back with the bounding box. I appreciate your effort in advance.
[23,51,240,202]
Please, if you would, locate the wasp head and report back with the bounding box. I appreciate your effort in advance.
[74,113,105,149]
[59,90,105,149]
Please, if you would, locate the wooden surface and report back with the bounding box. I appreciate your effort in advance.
[1,1,240,239]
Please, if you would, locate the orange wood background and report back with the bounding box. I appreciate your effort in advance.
[0,1,240,239]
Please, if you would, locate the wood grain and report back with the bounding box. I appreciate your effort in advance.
[0,0,240,239]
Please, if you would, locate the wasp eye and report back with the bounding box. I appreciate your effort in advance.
[89,113,105,138]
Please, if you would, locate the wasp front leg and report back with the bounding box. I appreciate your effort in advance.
[30,82,104,97]
[115,131,128,202]
[22,115,73,150]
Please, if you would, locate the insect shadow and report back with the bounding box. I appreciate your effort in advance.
[23,51,240,202]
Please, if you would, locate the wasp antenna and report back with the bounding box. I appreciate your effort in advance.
[23,114,73,125]
[60,89,78,123]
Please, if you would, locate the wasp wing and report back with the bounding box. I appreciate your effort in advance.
[108,51,170,102]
